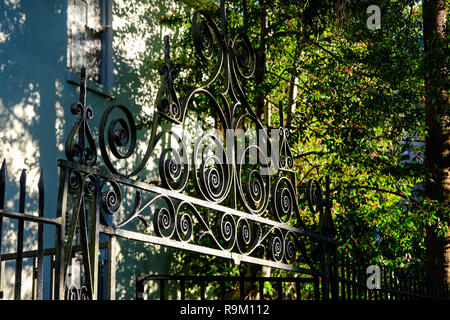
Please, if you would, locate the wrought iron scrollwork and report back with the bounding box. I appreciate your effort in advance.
[158,130,190,192]
[193,132,232,203]
[307,178,324,217]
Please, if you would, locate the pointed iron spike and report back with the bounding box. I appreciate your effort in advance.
[80,67,87,106]
[0,159,5,183]
[1,160,6,183]
[38,169,44,184]
[80,67,87,81]
[164,35,170,57]
[0,160,5,209]
[19,168,27,186]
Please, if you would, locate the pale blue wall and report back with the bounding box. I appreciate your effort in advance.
[0,0,192,299]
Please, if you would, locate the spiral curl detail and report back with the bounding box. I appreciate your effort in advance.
[216,213,236,250]
[194,134,231,203]
[307,179,323,215]
[99,105,137,175]
[153,198,176,239]
[101,180,122,215]
[176,212,193,242]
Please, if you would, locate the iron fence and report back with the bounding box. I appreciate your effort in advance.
[0,0,449,301]
[333,253,450,300]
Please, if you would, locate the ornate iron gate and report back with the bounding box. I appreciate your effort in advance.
[1,0,447,301]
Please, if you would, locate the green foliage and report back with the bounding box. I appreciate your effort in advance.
[143,0,449,298]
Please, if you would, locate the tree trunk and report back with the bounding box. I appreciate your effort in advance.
[422,0,450,291]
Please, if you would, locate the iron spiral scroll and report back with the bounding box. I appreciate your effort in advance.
[62,0,335,285]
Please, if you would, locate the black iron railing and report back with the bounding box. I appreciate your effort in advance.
[0,160,62,300]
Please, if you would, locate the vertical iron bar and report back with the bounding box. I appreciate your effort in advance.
[345,253,350,300]
[400,270,404,300]
[382,266,387,300]
[356,264,360,300]
[365,265,369,300]
[388,267,392,300]
[321,240,329,300]
[89,176,101,299]
[295,280,301,300]
[259,280,264,300]
[36,171,44,300]
[277,280,282,300]
[414,274,420,295]
[78,68,87,165]
[78,198,93,299]
[348,260,352,300]
[340,254,345,300]
[402,271,406,300]
[107,235,116,300]
[351,261,356,300]
[63,189,82,285]
[385,267,389,300]
[363,265,366,300]
[313,276,320,300]
[135,276,144,300]
[219,0,227,39]
[54,166,68,300]
[392,268,396,300]
[200,280,205,300]
[14,169,26,300]
[358,265,365,300]
[0,159,6,300]
[418,274,422,298]
[413,274,417,297]
[396,269,400,300]
[180,279,185,300]
[32,256,36,300]
[50,255,54,300]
